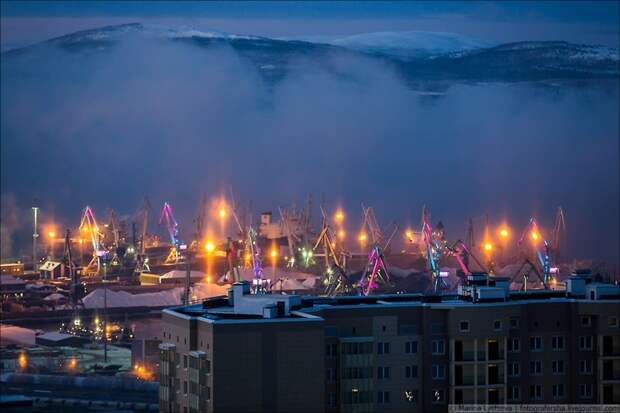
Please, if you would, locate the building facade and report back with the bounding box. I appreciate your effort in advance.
[159,274,620,412]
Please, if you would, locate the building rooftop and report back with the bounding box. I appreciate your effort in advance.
[163,273,620,324]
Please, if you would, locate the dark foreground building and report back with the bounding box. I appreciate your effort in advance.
[160,273,620,412]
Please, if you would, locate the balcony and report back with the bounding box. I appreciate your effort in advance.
[455,364,475,386]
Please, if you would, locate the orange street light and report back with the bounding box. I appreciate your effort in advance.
[334,210,344,223]
[358,232,367,243]
[498,227,510,239]
[218,208,227,219]
[338,230,346,239]
[205,241,215,253]
[483,242,494,252]
[530,231,540,242]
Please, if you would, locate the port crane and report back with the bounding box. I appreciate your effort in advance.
[422,207,448,292]
[160,202,181,265]
[447,239,489,280]
[80,206,106,276]
[550,207,566,265]
[134,198,151,273]
[358,244,390,296]
[313,206,349,296]
[106,209,122,267]
[513,217,556,289]
[247,227,268,294]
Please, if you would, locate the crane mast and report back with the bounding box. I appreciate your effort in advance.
[80,206,105,276]
[160,202,181,264]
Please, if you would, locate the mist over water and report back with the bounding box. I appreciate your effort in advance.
[1,29,618,263]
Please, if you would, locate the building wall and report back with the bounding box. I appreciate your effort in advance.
[161,299,620,412]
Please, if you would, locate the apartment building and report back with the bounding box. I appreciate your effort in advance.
[159,272,619,412]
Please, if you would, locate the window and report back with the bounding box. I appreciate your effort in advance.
[405,341,418,354]
[508,386,521,401]
[579,383,593,399]
[377,342,391,355]
[432,364,446,380]
[530,336,543,351]
[552,336,565,351]
[529,384,543,401]
[327,393,336,407]
[342,342,372,355]
[508,362,521,377]
[432,389,445,404]
[579,359,593,375]
[432,340,445,355]
[552,360,565,375]
[343,367,372,379]
[183,355,187,368]
[326,343,337,358]
[405,365,418,378]
[377,391,390,404]
[377,366,391,380]
[459,321,470,332]
[326,368,337,383]
[579,336,593,351]
[493,320,502,331]
[529,360,542,376]
[508,338,520,353]
[552,383,565,399]
[608,316,619,328]
[510,318,520,329]
[581,316,592,327]
[183,380,187,395]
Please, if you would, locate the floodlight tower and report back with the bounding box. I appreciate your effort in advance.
[32,205,40,272]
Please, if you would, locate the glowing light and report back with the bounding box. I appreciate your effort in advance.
[245,253,251,261]
[499,227,510,239]
[358,232,367,242]
[78,238,83,244]
[18,353,27,369]
[68,358,77,369]
[338,230,346,239]
[218,208,227,219]
[530,231,540,242]
[205,242,215,253]
[405,230,413,239]
[48,231,56,238]
[270,249,278,259]
[334,210,344,222]
[483,242,494,252]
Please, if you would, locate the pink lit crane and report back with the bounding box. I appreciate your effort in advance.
[160,202,181,264]
[358,244,389,296]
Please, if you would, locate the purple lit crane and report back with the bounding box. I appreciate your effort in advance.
[359,244,389,296]
[160,202,181,264]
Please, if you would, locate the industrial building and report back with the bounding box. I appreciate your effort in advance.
[159,272,620,412]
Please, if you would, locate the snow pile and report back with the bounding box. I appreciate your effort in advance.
[0,325,36,346]
[82,288,182,309]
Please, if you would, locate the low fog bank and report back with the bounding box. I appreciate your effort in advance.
[1,31,618,263]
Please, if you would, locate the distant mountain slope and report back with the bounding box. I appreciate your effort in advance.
[3,23,618,83]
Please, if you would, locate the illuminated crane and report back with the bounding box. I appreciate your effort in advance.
[514,217,555,289]
[106,209,121,267]
[359,244,389,296]
[551,207,566,265]
[361,204,383,246]
[134,198,151,273]
[447,239,488,280]
[247,227,268,294]
[313,207,349,296]
[160,202,180,265]
[79,206,105,276]
[422,207,447,292]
